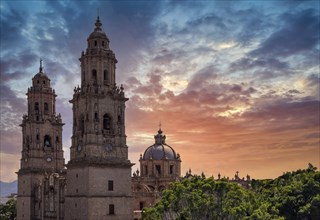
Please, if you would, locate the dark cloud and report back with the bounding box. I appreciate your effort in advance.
[186,65,217,91]
[0,6,27,51]
[250,8,319,58]
[306,74,319,87]
[1,50,38,81]
[133,73,163,96]
[229,56,292,79]
[243,100,320,131]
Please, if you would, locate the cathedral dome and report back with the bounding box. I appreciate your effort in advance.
[88,16,109,41]
[142,129,178,160]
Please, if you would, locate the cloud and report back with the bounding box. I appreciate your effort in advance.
[1,0,319,181]
[250,8,319,58]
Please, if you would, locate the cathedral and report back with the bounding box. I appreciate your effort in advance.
[16,17,181,220]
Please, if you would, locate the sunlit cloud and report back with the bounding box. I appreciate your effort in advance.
[0,0,319,182]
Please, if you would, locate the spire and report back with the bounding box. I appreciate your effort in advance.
[95,16,102,31]
[39,58,43,73]
[158,121,162,133]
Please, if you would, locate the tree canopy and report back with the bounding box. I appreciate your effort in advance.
[142,164,320,220]
[0,198,16,220]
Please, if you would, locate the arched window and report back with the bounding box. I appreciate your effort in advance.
[34,102,39,111]
[44,103,48,113]
[92,69,97,81]
[103,114,111,130]
[102,41,105,47]
[94,41,97,46]
[94,112,98,121]
[103,70,108,81]
[155,165,161,175]
[79,115,85,136]
[44,135,51,147]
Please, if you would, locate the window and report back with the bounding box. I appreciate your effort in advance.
[109,204,115,215]
[43,80,45,84]
[36,134,39,140]
[44,135,51,147]
[144,165,148,175]
[44,103,48,113]
[79,115,84,136]
[139,202,144,210]
[34,102,39,111]
[108,180,114,191]
[170,165,174,175]
[102,41,105,47]
[94,41,97,46]
[82,71,85,81]
[156,165,161,175]
[94,112,98,121]
[56,136,59,142]
[92,69,97,81]
[103,114,111,130]
[104,70,108,81]
[117,115,121,124]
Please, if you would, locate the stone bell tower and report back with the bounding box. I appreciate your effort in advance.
[17,60,66,220]
[65,17,133,220]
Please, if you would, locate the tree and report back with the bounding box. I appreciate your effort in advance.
[142,164,320,220]
[0,198,17,220]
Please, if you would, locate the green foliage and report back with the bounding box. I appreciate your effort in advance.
[0,198,17,220]
[142,164,320,220]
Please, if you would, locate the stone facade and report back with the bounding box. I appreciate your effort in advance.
[17,17,181,220]
[64,16,133,220]
[17,62,66,220]
[132,129,181,218]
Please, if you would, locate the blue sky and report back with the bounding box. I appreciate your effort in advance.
[1,0,319,181]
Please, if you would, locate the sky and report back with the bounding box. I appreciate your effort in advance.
[0,0,319,182]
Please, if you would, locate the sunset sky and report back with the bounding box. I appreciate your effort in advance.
[0,0,319,182]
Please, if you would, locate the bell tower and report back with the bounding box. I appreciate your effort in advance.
[17,60,65,220]
[65,17,133,220]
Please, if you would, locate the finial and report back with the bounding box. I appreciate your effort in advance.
[159,121,162,130]
[39,58,43,72]
[95,14,102,30]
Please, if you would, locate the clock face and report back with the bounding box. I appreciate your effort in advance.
[46,157,52,162]
[77,144,82,152]
[106,143,113,152]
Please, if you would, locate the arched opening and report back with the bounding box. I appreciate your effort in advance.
[155,165,161,175]
[104,70,108,82]
[102,41,105,47]
[44,103,48,113]
[92,69,97,81]
[79,115,85,136]
[170,165,174,175]
[103,114,111,130]
[34,102,39,112]
[44,135,51,147]
[94,41,97,46]
[94,112,98,121]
